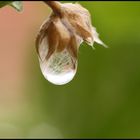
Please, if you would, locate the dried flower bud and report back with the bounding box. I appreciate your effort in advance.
[36,1,107,85]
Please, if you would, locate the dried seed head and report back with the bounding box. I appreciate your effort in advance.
[36,1,107,85]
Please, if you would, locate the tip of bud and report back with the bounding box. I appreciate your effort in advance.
[92,27,108,48]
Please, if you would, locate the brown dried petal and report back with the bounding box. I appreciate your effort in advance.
[53,17,71,52]
[36,13,56,57]
[45,22,59,60]
[67,35,78,59]
[62,3,94,45]
[35,18,51,57]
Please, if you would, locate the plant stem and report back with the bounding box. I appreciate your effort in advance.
[43,1,62,15]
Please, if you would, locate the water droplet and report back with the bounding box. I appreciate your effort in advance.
[39,49,77,85]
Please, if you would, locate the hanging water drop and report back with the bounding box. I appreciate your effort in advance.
[39,49,77,85]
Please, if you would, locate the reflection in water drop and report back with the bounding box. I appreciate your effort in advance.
[39,48,77,85]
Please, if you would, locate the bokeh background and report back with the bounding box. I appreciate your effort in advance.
[0,1,140,138]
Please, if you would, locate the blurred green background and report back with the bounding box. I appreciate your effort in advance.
[1,1,140,139]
